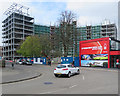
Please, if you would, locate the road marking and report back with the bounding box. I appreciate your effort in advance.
[40,85,77,94]
[83,75,85,80]
[39,88,67,94]
[69,85,77,88]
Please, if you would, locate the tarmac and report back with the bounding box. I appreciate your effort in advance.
[1,62,119,84]
[1,63,42,84]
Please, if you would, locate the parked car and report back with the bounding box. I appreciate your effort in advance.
[18,59,32,65]
[18,60,23,65]
[22,60,32,65]
[25,61,32,65]
[54,64,80,78]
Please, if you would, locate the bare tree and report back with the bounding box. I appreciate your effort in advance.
[58,11,77,57]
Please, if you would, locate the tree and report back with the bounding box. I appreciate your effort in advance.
[17,35,51,57]
[17,35,42,57]
[49,26,62,58]
[58,11,77,57]
[39,34,51,57]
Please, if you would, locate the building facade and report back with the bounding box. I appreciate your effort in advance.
[0,46,2,57]
[2,4,118,59]
[77,23,117,56]
[2,4,34,60]
[34,23,117,57]
[79,37,120,68]
[34,24,50,36]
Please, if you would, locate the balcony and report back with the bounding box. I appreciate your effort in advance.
[14,22,23,25]
[14,31,24,34]
[24,28,33,32]
[14,37,23,40]
[24,24,33,28]
[14,26,23,30]
[24,33,33,35]
[14,43,20,45]
[14,17,23,21]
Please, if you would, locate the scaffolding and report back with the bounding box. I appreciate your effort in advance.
[2,3,34,60]
[4,3,29,16]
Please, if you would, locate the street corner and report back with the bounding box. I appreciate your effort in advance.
[1,64,42,84]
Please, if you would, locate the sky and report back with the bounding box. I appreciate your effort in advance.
[0,0,119,46]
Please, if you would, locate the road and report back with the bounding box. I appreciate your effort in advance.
[2,64,118,94]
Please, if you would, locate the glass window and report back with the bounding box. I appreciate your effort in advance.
[68,65,72,67]
[57,65,66,68]
[110,39,120,50]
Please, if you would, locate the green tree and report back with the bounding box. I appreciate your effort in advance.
[17,35,51,57]
[17,35,42,57]
[39,34,51,57]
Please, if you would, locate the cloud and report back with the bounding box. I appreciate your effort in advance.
[27,2,67,25]
[0,1,67,46]
[0,1,118,46]
[66,2,118,26]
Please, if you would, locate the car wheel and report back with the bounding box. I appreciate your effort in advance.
[67,72,71,78]
[54,74,58,77]
[77,70,80,75]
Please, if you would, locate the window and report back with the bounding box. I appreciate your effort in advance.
[68,65,72,67]
[57,65,66,68]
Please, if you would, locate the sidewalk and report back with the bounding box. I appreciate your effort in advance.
[1,63,41,84]
[80,66,119,72]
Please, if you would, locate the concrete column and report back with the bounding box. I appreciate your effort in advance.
[23,16,25,40]
[7,15,10,60]
[2,25,4,57]
[13,13,15,61]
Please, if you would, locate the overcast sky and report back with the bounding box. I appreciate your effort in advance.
[0,0,119,46]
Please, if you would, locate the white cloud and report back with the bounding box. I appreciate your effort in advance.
[0,1,67,46]
[66,2,118,26]
[0,0,119,46]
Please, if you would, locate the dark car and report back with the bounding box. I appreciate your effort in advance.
[23,61,32,65]
[19,59,32,65]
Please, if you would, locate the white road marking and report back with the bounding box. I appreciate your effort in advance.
[39,88,66,94]
[69,85,77,88]
[40,85,77,94]
[83,75,85,80]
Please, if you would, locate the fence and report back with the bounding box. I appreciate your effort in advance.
[61,57,80,67]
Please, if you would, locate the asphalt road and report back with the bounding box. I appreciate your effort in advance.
[2,64,118,94]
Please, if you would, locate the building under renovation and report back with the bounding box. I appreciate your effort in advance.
[34,24,50,36]
[34,23,117,57]
[74,23,117,56]
[2,3,118,59]
[2,3,34,60]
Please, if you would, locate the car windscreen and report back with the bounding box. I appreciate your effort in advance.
[57,65,66,68]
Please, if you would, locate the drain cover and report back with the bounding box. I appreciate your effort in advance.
[44,82,53,85]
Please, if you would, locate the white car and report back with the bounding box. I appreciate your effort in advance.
[54,64,80,78]
[17,60,22,65]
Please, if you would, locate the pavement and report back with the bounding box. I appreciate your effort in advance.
[1,63,42,84]
[1,63,119,84]
[2,63,118,94]
[80,66,119,72]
